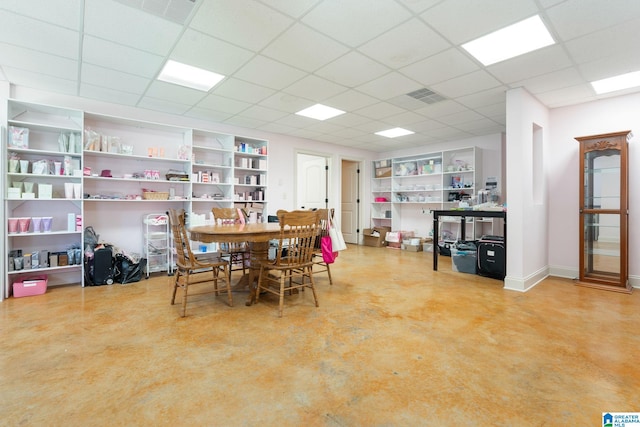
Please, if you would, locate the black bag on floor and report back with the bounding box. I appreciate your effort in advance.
[85,246,115,286]
[114,254,147,284]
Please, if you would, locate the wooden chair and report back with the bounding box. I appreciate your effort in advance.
[255,210,320,317]
[211,207,250,278]
[311,208,334,285]
[168,209,232,317]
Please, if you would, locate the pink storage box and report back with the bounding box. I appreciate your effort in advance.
[374,197,388,202]
[13,275,48,298]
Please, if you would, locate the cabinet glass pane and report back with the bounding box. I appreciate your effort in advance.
[583,149,620,209]
[583,213,620,278]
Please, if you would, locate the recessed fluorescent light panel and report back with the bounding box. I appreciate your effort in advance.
[462,15,555,66]
[158,60,225,91]
[375,128,415,138]
[591,71,640,94]
[295,104,345,121]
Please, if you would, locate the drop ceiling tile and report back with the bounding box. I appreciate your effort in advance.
[400,48,479,87]
[327,112,372,128]
[457,119,505,135]
[259,0,319,18]
[259,92,313,113]
[301,0,411,47]
[471,102,507,118]
[240,105,289,122]
[487,45,573,84]
[84,0,181,55]
[305,121,344,134]
[563,18,640,65]
[354,102,405,120]
[324,90,378,112]
[421,0,538,44]
[431,70,503,99]
[3,67,77,95]
[407,119,449,132]
[262,23,349,72]
[224,115,268,129]
[137,96,192,115]
[356,72,422,100]
[456,87,506,109]
[82,63,149,95]
[171,29,255,76]
[212,78,276,104]
[272,114,317,128]
[358,19,450,68]
[82,36,165,78]
[546,0,640,41]
[282,74,347,101]
[394,0,441,13]
[190,0,292,51]
[578,54,640,82]
[256,122,298,135]
[315,51,389,88]
[382,110,427,127]
[535,84,596,108]
[288,128,324,139]
[326,127,367,139]
[354,119,396,133]
[415,100,467,118]
[144,80,209,104]
[197,94,251,115]
[184,106,234,123]
[79,83,141,105]
[0,12,78,59]
[0,0,82,29]
[0,43,77,80]
[511,68,584,95]
[427,126,472,140]
[233,55,306,91]
[437,110,486,126]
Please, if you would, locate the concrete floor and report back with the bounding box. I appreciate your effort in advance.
[1,244,639,426]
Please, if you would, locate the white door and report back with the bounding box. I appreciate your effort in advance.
[341,160,360,244]
[296,153,327,210]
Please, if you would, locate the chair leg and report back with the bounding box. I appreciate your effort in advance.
[307,267,319,307]
[181,272,190,317]
[223,264,233,307]
[326,263,333,285]
[171,270,180,305]
[279,273,286,317]
[255,267,264,303]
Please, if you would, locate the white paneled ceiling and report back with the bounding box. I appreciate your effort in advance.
[1,0,640,152]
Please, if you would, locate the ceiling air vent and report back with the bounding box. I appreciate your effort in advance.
[406,88,446,105]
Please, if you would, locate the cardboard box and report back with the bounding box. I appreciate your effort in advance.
[13,275,48,297]
[402,244,423,252]
[363,226,390,247]
[375,167,392,178]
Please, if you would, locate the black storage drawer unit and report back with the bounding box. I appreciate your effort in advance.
[477,235,505,280]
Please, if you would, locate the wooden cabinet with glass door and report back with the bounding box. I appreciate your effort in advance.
[575,130,631,293]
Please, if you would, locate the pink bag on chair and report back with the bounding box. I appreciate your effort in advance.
[321,235,338,264]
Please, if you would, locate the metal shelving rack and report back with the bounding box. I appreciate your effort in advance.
[143,213,171,278]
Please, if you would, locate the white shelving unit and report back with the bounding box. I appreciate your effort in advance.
[370,147,483,240]
[2,99,269,298]
[143,213,170,278]
[4,101,84,299]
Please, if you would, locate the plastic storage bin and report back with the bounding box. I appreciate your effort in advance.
[451,248,477,274]
[13,275,48,297]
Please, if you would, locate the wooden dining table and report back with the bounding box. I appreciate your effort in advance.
[189,222,282,306]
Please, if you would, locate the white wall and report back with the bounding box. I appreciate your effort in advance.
[505,88,551,292]
[548,92,640,286]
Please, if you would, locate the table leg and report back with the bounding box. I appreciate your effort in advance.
[246,241,270,306]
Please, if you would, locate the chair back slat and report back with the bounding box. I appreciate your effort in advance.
[168,208,196,268]
[274,210,319,267]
